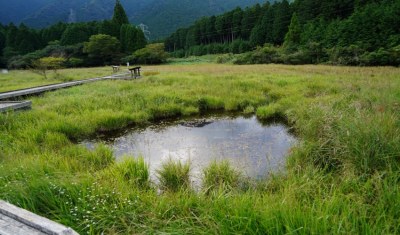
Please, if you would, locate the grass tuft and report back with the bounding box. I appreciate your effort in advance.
[86,144,114,170]
[115,157,150,188]
[256,103,284,120]
[157,159,191,192]
[202,160,241,192]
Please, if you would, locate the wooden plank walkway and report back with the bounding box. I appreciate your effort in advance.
[0,101,32,113]
[0,72,131,113]
[0,200,78,235]
[0,77,111,100]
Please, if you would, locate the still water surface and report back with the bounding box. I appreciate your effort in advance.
[83,114,297,179]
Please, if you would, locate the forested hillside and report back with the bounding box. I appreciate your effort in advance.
[0,0,267,39]
[0,1,147,68]
[165,0,400,66]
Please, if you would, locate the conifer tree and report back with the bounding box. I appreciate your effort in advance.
[60,24,90,45]
[135,29,147,51]
[0,29,6,57]
[284,13,301,50]
[272,0,292,45]
[112,0,129,27]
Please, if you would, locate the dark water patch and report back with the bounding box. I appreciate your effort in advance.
[83,114,297,180]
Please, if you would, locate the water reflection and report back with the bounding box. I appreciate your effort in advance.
[83,115,297,179]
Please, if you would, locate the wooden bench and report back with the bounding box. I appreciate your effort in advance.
[112,66,120,73]
[129,67,141,79]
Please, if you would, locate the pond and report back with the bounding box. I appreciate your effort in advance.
[83,114,297,180]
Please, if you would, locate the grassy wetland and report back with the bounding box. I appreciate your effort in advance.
[0,63,399,234]
[0,67,113,92]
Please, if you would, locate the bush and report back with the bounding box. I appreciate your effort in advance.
[31,57,66,79]
[170,49,185,58]
[234,44,283,65]
[361,46,400,66]
[230,40,242,54]
[216,54,235,64]
[327,45,365,65]
[83,34,121,65]
[282,50,313,65]
[126,43,169,65]
[65,57,84,68]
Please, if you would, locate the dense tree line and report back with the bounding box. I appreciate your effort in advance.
[165,0,400,66]
[0,0,147,68]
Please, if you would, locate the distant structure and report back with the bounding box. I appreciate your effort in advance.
[139,23,151,40]
[67,9,77,23]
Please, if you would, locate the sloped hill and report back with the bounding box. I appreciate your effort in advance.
[0,0,267,39]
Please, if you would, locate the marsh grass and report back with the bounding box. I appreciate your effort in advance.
[114,157,150,188]
[202,160,241,192]
[0,66,113,92]
[0,63,399,234]
[157,159,191,192]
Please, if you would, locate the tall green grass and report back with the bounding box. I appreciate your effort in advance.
[0,66,114,92]
[157,159,191,192]
[202,160,241,192]
[114,157,150,188]
[0,64,399,234]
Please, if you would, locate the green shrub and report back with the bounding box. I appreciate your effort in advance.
[361,47,400,66]
[31,57,66,79]
[128,43,169,65]
[216,54,235,64]
[282,50,312,65]
[234,44,283,65]
[66,58,84,68]
[327,45,365,65]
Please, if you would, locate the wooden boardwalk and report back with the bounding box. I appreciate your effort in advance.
[0,73,130,113]
[0,101,32,113]
[0,200,78,235]
[0,77,111,100]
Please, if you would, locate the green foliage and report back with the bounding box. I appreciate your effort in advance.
[7,53,38,69]
[31,56,66,79]
[65,57,84,68]
[157,159,191,192]
[166,0,400,66]
[60,23,92,46]
[361,46,400,66]
[0,4,146,67]
[83,34,120,65]
[234,44,282,65]
[284,13,301,50]
[327,45,365,66]
[126,43,168,65]
[112,0,130,27]
[120,24,146,53]
[216,54,235,64]
[99,20,119,38]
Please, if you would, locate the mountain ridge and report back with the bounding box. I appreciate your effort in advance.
[0,0,268,39]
